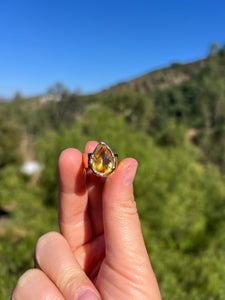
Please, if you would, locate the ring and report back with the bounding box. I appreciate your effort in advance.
[83,141,118,177]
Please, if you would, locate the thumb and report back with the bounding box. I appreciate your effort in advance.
[102,158,149,263]
[101,158,161,299]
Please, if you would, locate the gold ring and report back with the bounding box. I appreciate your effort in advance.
[83,141,118,177]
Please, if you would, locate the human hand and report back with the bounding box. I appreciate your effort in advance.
[12,141,161,299]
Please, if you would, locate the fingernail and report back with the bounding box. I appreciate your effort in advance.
[124,160,138,186]
[77,289,100,300]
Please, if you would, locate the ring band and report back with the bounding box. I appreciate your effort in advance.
[83,141,118,177]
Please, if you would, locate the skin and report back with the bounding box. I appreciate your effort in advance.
[12,141,161,300]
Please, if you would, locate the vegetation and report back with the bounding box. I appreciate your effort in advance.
[0,43,225,299]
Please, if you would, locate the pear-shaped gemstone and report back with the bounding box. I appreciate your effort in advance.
[89,142,116,176]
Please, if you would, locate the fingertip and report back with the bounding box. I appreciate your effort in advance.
[12,268,64,300]
[121,158,138,186]
[84,141,99,153]
[107,157,138,186]
[58,148,82,170]
[14,269,40,290]
[118,157,138,171]
[103,157,138,212]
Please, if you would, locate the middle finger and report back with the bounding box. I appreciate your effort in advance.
[84,141,105,237]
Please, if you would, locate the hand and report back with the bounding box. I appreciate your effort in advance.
[12,141,161,299]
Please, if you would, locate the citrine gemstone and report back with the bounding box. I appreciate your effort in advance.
[89,142,116,176]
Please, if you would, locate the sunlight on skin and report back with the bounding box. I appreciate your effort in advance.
[12,141,161,300]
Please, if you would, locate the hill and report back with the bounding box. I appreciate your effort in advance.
[0,48,225,299]
[100,59,205,95]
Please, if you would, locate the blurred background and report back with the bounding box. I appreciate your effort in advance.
[0,1,225,299]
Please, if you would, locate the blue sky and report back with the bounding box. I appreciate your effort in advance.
[0,0,224,98]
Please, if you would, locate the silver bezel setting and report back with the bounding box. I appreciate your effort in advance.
[88,141,117,177]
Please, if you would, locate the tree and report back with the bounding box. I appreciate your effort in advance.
[13,91,24,102]
[102,90,153,131]
[46,82,69,96]
[208,42,220,57]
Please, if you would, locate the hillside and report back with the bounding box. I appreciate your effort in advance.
[100,59,205,95]
[0,50,225,299]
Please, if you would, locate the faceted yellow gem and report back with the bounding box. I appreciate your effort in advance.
[89,142,116,176]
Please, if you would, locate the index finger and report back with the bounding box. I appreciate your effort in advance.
[58,148,92,251]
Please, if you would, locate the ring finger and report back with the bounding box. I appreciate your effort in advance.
[35,232,100,299]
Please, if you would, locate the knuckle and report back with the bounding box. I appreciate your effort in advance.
[120,197,138,216]
[59,266,84,292]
